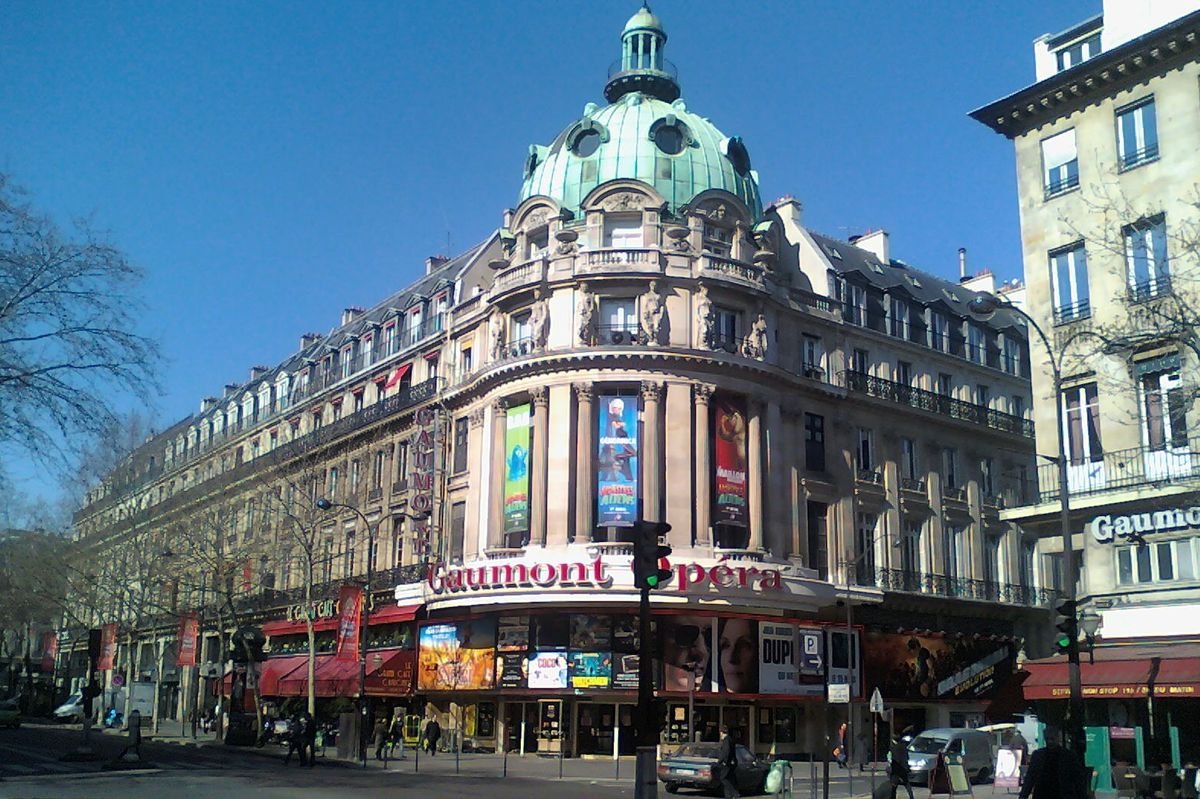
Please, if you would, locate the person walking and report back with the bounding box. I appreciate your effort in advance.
[373,716,390,761]
[889,732,915,799]
[301,711,317,767]
[283,714,304,766]
[389,713,407,759]
[835,722,849,769]
[1019,728,1086,799]
[717,725,740,799]
[423,716,442,756]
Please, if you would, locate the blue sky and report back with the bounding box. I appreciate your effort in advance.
[0,0,1095,506]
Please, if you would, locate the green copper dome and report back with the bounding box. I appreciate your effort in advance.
[518,6,762,221]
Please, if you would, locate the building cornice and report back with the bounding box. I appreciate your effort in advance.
[970,10,1200,139]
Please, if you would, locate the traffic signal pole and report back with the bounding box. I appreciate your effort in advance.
[631,519,671,799]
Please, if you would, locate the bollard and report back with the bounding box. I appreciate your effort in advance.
[634,745,657,799]
[503,742,508,777]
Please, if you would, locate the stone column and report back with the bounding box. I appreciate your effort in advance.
[530,386,550,546]
[488,398,507,549]
[574,383,594,543]
[641,382,662,521]
[466,407,487,559]
[693,384,713,546]
[663,381,693,550]
[748,401,764,551]
[546,384,572,547]
[764,401,787,556]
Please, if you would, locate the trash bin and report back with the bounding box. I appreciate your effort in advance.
[766,759,793,796]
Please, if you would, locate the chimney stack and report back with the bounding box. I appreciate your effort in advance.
[341,307,365,326]
[249,365,269,380]
[426,255,450,275]
[300,332,321,350]
[958,247,967,280]
[223,384,240,398]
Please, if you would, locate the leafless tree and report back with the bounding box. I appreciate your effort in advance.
[0,174,160,471]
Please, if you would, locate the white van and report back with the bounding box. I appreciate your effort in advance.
[906,728,994,785]
[54,694,86,722]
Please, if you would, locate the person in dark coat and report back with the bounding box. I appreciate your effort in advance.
[373,717,390,760]
[716,725,740,799]
[423,717,441,755]
[301,711,317,767]
[889,732,915,799]
[283,714,304,766]
[1019,728,1086,799]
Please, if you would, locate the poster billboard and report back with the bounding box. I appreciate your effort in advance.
[176,613,200,668]
[98,623,118,671]
[612,653,641,689]
[661,616,714,692]
[497,652,528,688]
[759,622,798,694]
[503,403,531,535]
[527,651,570,689]
[712,399,748,525]
[717,617,758,694]
[40,631,58,673]
[417,620,496,691]
[335,584,363,662]
[497,616,530,652]
[570,614,611,650]
[596,394,638,525]
[862,631,1014,701]
[569,652,612,688]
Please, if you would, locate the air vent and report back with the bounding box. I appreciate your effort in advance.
[610,330,629,345]
[942,289,958,302]
[871,263,884,274]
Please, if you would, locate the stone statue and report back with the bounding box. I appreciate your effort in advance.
[639,280,666,345]
[489,309,506,359]
[577,283,596,346]
[742,312,768,360]
[695,282,714,349]
[528,288,550,349]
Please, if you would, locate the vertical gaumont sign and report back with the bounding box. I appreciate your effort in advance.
[503,403,531,535]
[713,398,748,525]
[335,585,363,662]
[176,613,200,668]
[410,407,439,557]
[596,394,639,526]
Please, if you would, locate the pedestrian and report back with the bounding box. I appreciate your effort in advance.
[423,716,441,756]
[283,714,304,766]
[889,732,915,799]
[114,709,143,762]
[374,716,390,761]
[1018,727,1086,799]
[302,711,317,767]
[716,724,740,799]
[835,722,849,769]
[390,713,407,759]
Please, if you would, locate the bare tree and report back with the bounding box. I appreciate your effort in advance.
[0,173,160,471]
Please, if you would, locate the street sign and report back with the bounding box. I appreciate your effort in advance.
[828,684,850,704]
[798,629,823,674]
[869,687,884,713]
[111,673,125,688]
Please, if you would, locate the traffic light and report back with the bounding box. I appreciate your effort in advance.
[1054,598,1078,655]
[230,626,266,663]
[632,520,673,590]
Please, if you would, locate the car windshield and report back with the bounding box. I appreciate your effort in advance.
[674,743,720,759]
[63,694,81,704]
[910,734,950,754]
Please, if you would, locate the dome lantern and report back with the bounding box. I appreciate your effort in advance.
[604,3,679,103]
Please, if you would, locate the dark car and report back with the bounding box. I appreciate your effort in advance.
[658,742,769,795]
[0,699,20,729]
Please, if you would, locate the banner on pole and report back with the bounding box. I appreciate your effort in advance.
[335,584,363,661]
[176,613,200,667]
[98,623,118,670]
[40,631,58,673]
[596,394,639,526]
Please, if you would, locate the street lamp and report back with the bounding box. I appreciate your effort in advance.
[684,660,701,743]
[1080,608,1103,664]
[968,292,1086,756]
[315,497,377,768]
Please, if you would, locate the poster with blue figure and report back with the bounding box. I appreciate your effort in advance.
[596,394,638,525]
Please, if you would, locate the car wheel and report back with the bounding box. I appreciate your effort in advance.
[664,782,679,794]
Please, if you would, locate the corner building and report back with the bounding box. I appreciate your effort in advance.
[72,7,1050,759]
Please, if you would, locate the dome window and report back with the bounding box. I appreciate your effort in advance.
[650,114,690,156]
[722,136,752,176]
[568,120,608,158]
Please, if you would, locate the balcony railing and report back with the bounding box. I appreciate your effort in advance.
[595,324,645,346]
[1053,299,1091,325]
[1119,143,1159,171]
[581,248,662,272]
[868,568,1058,606]
[699,255,764,288]
[1129,273,1171,303]
[841,370,1034,438]
[1035,437,1200,503]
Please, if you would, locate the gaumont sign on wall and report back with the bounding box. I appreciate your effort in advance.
[1091,505,1200,543]
[423,556,785,595]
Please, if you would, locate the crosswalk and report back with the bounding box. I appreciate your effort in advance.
[0,740,254,780]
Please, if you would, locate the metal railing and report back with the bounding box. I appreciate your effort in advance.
[606,57,678,80]
[1045,170,1080,198]
[868,568,1059,606]
[1053,299,1091,325]
[841,370,1034,437]
[1129,273,1172,303]
[595,324,644,346]
[1035,437,1200,502]
[1119,143,1159,171]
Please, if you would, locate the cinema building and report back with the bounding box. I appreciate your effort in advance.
[69,6,1055,758]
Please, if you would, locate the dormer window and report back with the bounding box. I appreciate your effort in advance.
[1055,31,1100,72]
[603,214,643,248]
[527,228,549,259]
[568,119,608,158]
[650,115,689,155]
[702,221,732,257]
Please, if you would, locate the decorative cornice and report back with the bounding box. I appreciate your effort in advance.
[573,383,594,403]
[530,385,549,407]
[640,381,662,403]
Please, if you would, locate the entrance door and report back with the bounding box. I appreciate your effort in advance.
[577,703,615,756]
[538,699,566,755]
[617,703,637,755]
[503,702,540,753]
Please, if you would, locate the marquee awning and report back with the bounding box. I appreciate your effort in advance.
[1022,643,1200,700]
[262,603,422,638]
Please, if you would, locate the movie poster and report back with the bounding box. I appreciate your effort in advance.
[527,651,570,689]
[417,620,497,691]
[596,394,639,526]
[862,631,1014,701]
[497,616,530,652]
[176,613,200,668]
[660,616,714,692]
[40,631,58,673]
[759,621,820,695]
[570,614,611,650]
[497,653,528,689]
[716,617,758,694]
[569,652,612,688]
[612,653,641,689]
[98,623,117,671]
[713,399,748,525]
[503,403,531,535]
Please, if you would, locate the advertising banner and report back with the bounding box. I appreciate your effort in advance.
[335,584,363,662]
[366,650,416,696]
[497,652,528,688]
[713,399,748,525]
[497,616,530,652]
[569,652,612,688]
[862,631,1014,701]
[759,622,798,694]
[40,631,58,673]
[570,614,611,650]
[613,653,641,689]
[596,394,638,525]
[98,623,118,671]
[176,613,200,667]
[417,620,496,691]
[661,616,714,692]
[527,651,570,689]
[717,617,758,694]
[613,617,640,652]
[503,404,532,535]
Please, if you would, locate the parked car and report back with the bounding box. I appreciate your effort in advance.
[658,742,770,795]
[54,694,86,722]
[907,728,994,785]
[0,699,20,728]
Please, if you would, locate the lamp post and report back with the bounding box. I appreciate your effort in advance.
[968,292,1085,757]
[1080,608,1102,664]
[684,660,700,743]
[315,497,377,768]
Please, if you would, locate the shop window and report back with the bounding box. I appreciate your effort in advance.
[453,416,470,474]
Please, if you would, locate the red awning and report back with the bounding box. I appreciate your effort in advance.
[383,363,412,389]
[1022,643,1200,700]
[262,617,340,637]
[365,649,416,697]
[258,655,311,696]
[369,603,422,626]
[277,655,362,698]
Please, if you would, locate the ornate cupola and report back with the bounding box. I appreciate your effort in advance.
[604,3,680,103]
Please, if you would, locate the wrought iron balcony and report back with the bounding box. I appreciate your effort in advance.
[1035,437,1200,503]
[867,568,1058,606]
[841,370,1033,437]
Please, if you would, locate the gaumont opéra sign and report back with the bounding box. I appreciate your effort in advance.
[1091,505,1200,543]
[424,557,785,595]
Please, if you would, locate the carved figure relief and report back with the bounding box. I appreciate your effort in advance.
[742,312,768,360]
[577,282,596,346]
[601,191,644,212]
[695,282,714,349]
[489,309,506,360]
[528,288,551,349]
[640,280,666,345]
